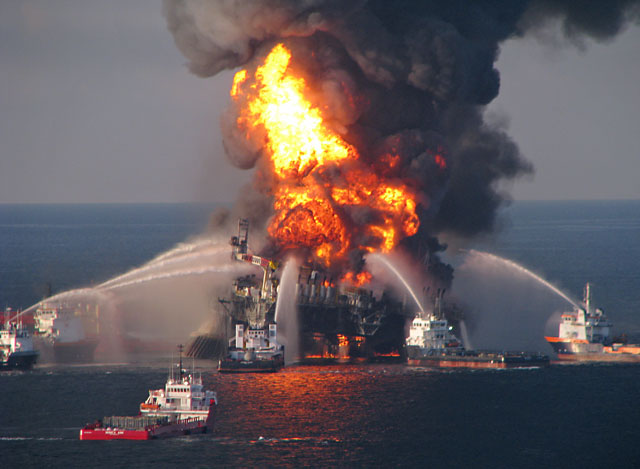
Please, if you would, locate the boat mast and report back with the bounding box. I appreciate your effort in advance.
[584,283,592,315]
[435,288,446,318]
[177,344,184,380]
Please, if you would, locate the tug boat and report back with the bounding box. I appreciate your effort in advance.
[406,313,549,368]
[218,323,284,373]
[406,294,549,369]
[1,311,39,371]
[80,347,217,440]
[545,283,640,362]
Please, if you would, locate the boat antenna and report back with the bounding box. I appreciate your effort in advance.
[170,349,174,381]
[584,282,592,314]
[178,344,184,380]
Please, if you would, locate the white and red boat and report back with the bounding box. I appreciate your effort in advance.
[545,283,640,362]
[80,349,217,440]
[1,310,39,371]
[406,292,549,369]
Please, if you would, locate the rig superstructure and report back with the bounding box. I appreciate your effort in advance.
[217,219,284,372]
[189,219,409,366]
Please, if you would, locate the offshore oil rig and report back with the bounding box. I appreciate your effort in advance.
[216,219,284,372]
[187,219,409,367]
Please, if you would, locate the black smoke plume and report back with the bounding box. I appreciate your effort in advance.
[164,0,639,277]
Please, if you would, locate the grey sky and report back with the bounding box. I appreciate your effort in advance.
[1,1,638,203]
[489,25,640,200]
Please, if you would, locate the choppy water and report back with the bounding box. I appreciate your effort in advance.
[1,201,640,467]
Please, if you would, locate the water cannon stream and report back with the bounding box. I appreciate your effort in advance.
[464,250,580,309]
[366,253,425,314]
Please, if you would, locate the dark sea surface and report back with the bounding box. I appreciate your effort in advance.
[1,201,640,468]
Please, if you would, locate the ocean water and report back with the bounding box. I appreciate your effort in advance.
[1,201,640,468]
[0,204,216,310]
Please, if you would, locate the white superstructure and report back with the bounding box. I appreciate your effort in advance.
[406,312,463,354]
[1,317,39,369]
[34,303,86,343]
[557,283,612,343]
[1,322,34,352]
[228,323,282,362]
[140,370,217,422]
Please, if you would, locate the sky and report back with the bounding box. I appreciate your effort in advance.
[489,25,640,200]
[1,0,639,204]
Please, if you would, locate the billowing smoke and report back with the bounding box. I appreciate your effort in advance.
[164,0,639,279]
[520,0,640,43]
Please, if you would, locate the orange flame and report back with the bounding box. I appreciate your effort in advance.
[434,154,446,170]
[231,43,420,268]
[341,271,372,287]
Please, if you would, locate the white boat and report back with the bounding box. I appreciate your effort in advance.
[1,313,39,371]
[80,347,217,440]
[545,283,640,362]
[219,323,284,372]
[406,292,548,368]
[406,311,464,357]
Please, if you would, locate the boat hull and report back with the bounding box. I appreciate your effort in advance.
[218,357,283,373]
[81,408,215,441]
[0,350,39,371]
[554,353,640,363]
[34,337,99,363]
[80,419,209,440]
[54,339,99,363]
[546,337,640,362]
[407,351,550,369]
[408,357,508,369]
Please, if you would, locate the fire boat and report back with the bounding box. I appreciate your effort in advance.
[80,346,217,440]
[406,291,549,369]
[545,283,640,362]
[1,309,39,371]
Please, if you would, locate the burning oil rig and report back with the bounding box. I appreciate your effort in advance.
[168,2,555,368]
[187,219,409,366]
